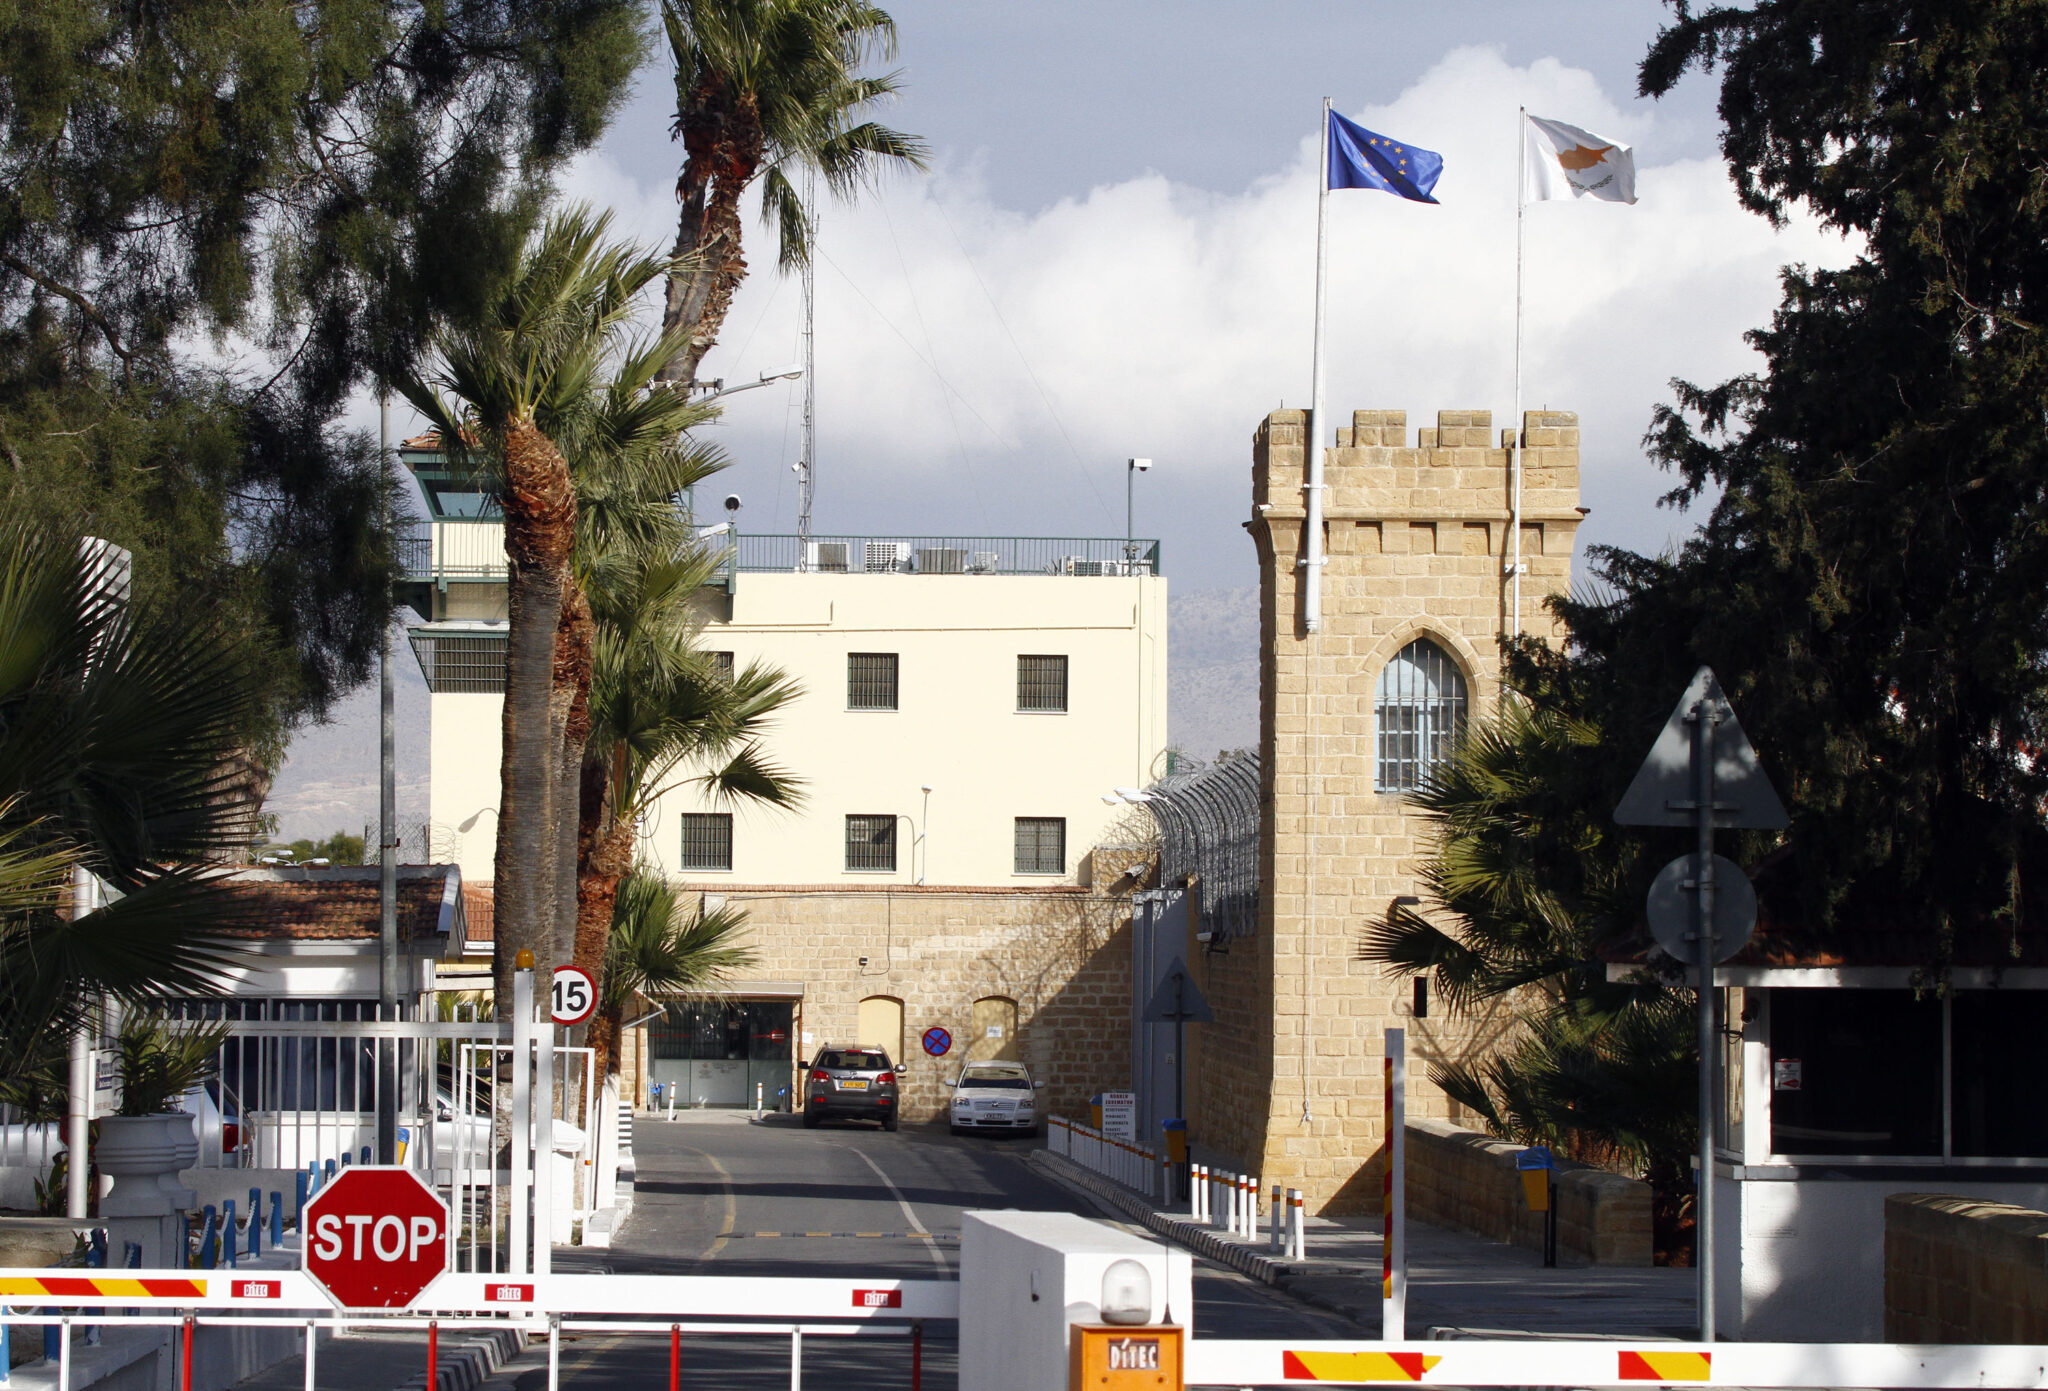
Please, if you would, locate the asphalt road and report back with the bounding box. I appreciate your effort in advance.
[479,1111,1358,1389]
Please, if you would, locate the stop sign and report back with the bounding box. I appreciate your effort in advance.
[301,1167,450,1309]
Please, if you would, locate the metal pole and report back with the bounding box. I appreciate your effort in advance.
[789,1327,802,1390]
[1384,1027,1406,1342]
[377,392,399,1167]
[1692,700,1720,1342]
[1304,97,1331,634]
[669,1324,681,1391]
[1509,107,1528,637]
[546,1315,560,1391]
[511,966,533,1277]
[303,1320,316,1391]
[426,1319,438,1390]
[66,871,92,1220]
[534,976,555,1279]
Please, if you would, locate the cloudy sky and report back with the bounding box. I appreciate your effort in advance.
[273,1,1857,836]
[543,0,1851,591]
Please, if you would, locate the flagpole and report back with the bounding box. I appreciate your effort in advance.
[1509,107,1527,640]
[1305,97,1330,635]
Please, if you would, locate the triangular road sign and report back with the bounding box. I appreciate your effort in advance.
[1614,666,1789,830]
[1142,957,1214,1023]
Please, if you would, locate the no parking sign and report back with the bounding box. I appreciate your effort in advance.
[921,1026,952,1057]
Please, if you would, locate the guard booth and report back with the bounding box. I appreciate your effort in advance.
[645,998,795,1109]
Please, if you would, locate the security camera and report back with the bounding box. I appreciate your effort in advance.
[724,494,742,515]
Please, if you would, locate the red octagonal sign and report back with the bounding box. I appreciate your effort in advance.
[301,1167,450,1310]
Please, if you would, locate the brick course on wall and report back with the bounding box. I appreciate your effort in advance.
[1202,407,1581,1214]
[620,868,1147,1124]
[1885,1193,2048,1343]
[1406,1119,1651,1266]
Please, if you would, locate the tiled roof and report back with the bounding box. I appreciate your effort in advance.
[462,881,494,954]
[210,865,463,946]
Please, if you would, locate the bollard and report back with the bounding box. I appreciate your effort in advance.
[427,1319,438,1389]
[1247,1175,1261,1240]
[1190,1164,1205,1221]
[339,1151,350,1168]
[360,1146,371,1165]
[669,1324,681,1391]
[1288,1188,1306,1261]
[755,1082,763,1120]
[323,1159,335,1183]
[222,1199,237,1268]
[1271,1184,1284,1251]
[199,1206,218,1270]
[271,1192,285,1248]
[123,1242,141,1269]
[248,1189,263,1257]
[296,1169,310,1213]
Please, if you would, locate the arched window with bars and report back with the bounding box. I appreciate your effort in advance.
[1374,638,1468,792]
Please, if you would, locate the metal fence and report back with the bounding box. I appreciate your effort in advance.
[725,534,1162,577]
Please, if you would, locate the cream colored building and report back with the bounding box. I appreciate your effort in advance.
[398,438,1171,1116]
[1184,406,1581,1212]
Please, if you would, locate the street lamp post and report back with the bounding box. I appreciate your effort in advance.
[1126,457,1152,564]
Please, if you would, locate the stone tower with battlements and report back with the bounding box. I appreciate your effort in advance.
[1190,407,1582,1213]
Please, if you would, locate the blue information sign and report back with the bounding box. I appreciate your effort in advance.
[921,1026,952,1057]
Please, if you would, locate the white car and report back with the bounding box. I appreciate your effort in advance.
[945,1061,1044,1137]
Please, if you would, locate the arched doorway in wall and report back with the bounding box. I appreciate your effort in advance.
[858,995,905,1063]
[969,995,1020,1063]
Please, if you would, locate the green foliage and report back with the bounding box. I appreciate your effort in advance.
[0,0,648,723]
[0,504,265,1077]
[664,0,927,269]
[110,1014,230,1117]
[603,870,757,1012]
[276,831,367,865]
[1363,699,1694,1174]
[1590,0,2048,950]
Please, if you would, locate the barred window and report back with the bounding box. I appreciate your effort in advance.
[1017,655,1069,712]
[845,814,897,872]
[1374,638,1468,792]
[708,651,735,680]
[678,813,733,872]
[847,653,899,710]
[406,630,507,693]
[1014,817,1066,875]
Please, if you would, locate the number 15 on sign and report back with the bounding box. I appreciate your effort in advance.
[550,964,596,1026]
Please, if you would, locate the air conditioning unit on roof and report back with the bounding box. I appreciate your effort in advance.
[915,547,967,574]
[1061,556,1119,577]
[865,541,912,573]
[806,541,849,572]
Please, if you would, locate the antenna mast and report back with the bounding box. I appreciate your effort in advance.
[796,171,817,558]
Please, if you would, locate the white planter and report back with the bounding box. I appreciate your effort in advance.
[97,1112,200,1218]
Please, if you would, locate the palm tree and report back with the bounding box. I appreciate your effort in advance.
[0,508,264,1077]
[592,870,757,1084]
[1361,697,1695,1202]
[658,0,927,385]
[401,208,692,1002]
[573,539,802,1060]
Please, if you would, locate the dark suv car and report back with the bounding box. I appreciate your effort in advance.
[803,1046,900,1130]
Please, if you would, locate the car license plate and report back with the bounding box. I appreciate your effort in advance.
[840,1079,868,1090]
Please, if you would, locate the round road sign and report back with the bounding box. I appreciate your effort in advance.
[301,1166,449,1310]
[921,1026,952,1057]
[550,964,597,1026]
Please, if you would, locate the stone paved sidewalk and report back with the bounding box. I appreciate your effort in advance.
[1029,1150,1697,1341]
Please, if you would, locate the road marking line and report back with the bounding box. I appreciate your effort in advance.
[852,1148,951,1275]
[680,1145,737,1265]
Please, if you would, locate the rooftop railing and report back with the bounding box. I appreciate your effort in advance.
[396,523,1163,584]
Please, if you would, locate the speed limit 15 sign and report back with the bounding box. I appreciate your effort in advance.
[550,964,597,1026]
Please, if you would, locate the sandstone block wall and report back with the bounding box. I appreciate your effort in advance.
[1208,407,1580,1214]
[1885,1193,2048,1343]
[621,873,1144,1124]
[1406,1119,1651,1266]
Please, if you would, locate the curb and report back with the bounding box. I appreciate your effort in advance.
[1027,1151,1292,1285]
[392,1325,528,1391]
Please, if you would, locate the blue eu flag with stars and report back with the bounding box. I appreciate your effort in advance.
[1327,110,1442,203]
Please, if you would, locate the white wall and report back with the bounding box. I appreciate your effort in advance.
[426,571,1169,887]
[1715,1169,2048,1341]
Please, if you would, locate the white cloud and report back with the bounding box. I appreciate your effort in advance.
[531,44,1855,587]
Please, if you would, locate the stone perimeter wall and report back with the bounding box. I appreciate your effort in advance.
[1885,1192,2048,1343]
[622,850,1152,1124]
[1198,408,1581,1214]
[1406,1119,1652,1266]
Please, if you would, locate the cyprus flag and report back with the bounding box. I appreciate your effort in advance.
[1523,114,1637,204]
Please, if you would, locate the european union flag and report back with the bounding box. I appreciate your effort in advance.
[1327,110,1442,203]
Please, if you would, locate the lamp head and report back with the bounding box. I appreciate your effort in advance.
[1128,457,1153,472]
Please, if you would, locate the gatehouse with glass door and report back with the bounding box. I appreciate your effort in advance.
[647,999,796,1109]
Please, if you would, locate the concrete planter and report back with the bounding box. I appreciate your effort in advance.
[96,1112,199,1219]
